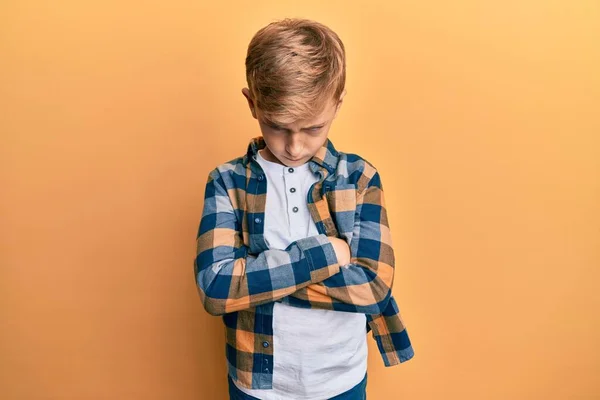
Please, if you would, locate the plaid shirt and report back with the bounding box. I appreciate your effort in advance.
[194,135,414,390]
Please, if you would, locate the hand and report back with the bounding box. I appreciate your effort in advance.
[327,236,351,266]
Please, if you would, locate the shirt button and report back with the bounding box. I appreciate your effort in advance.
[288,167,294,173]
[290,187,296,193]
[258,175,264,181]
[262,341,269,348]
[292,207,299,213]
[254,217,261,224]
[264,368,269,372]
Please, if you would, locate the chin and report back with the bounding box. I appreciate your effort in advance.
[283,156,303,163]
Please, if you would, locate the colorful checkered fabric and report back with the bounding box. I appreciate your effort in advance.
[194,136,414,389]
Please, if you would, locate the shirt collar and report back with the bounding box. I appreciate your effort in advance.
[256,148,311,174]
[243,135,339,175]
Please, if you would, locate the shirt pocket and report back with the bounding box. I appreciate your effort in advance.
[324,183,357,246]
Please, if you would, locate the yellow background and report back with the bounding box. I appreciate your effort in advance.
[1,1,599,399]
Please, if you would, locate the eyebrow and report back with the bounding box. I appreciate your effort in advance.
[263,118,327,130]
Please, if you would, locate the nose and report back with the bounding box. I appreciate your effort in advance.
[286,135,303,158]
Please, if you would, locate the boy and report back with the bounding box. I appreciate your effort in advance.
[194,18,414,400]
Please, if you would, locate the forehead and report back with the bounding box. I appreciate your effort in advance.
[259,98,337,126]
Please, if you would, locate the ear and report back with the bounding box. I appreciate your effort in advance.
[333,89,347,119]
[241,88,257,119]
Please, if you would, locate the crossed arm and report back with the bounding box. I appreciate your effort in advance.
[194,166,394,316]
[279,169,395,314]
[194,168,343,316]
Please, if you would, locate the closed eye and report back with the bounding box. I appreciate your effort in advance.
[266,123,325,132]
[267,124,287,132]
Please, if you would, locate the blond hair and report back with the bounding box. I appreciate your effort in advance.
[245,18,346,124]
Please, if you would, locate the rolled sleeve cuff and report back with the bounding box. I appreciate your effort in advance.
[294,233,341,283]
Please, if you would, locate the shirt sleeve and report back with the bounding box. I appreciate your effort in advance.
[194,168,342,316]
[279,169,395,315]
[366,296,415,365]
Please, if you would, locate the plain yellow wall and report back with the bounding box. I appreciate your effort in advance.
[1,1,599,399]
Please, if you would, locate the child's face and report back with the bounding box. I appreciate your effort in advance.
[242,88,345,168]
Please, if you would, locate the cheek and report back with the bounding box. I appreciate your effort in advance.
[263,136,282,149]
[260,130,275,143]
[312,135,329,150]
[261,135,284,155]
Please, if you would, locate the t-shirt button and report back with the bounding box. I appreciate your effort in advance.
[290,187,296,193]
[292,207,299,212]
[288,167,294,173]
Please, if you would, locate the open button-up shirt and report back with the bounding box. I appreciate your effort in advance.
[194,135,415,390]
